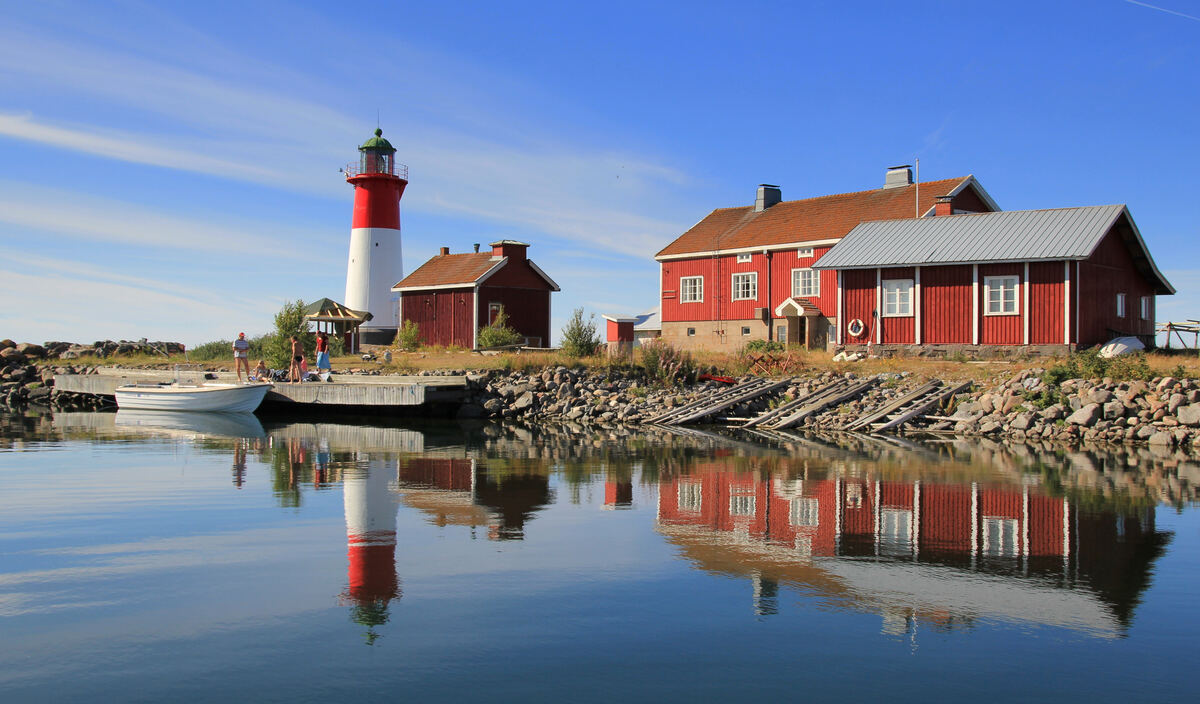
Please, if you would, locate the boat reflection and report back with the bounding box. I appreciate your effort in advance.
[114,409,266,438]
[656,463,1170,637]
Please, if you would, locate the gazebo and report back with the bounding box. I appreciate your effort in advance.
[304,298,373,354]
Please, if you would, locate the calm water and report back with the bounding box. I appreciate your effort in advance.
[1,410,1197,703]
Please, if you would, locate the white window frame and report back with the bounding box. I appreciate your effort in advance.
[982,517,1019,558]
[1116,292,1126,318]
[983,275,1019,316]
[729,494,756,517]
[792,267,820,298]
[736,253,752,263]
[1141,296,1151,321]
[677,482,702,513]
[881,279,913,317]
[741,326,751,336]
[732,272,758,301]
[679,276,703,303]
[790,497,819,527]
[796,246,814,258]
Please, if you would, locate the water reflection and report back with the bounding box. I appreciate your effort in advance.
[11,412,1195,642]
[656,465,1168,636]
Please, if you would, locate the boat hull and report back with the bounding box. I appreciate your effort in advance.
[114,383,272,413]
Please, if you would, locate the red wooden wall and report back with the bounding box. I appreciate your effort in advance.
[1030,262,1066,344]
[660,246,835,323]
[400,288,475,348]
[478,286,551,347]
[978,263,1024,345]
[880,266,915,344]
[841,269,877,342]
[921,265,973,343]
[1079,228,1157,345]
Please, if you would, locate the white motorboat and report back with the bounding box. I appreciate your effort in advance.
[114,381,272,412]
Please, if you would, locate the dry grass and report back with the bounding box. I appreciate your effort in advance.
[33,345,1200,381]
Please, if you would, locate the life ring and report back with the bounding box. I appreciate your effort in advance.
[847,318,866,338]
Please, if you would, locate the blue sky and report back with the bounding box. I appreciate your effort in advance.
[1,0,1197,347]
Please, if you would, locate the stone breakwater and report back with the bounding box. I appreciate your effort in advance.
[452,366,1200,448]
[0,338,185,361]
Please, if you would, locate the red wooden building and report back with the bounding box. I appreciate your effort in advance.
[392,240,559,348]
[814,203,1174,349]
[654,167,999,350]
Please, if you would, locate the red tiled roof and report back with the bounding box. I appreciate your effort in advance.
[656,177,976,258]
[393,252,500,289]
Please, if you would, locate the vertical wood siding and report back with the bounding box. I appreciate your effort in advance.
[919,483,972,554]
[1079,226,1157,345]
[401,289,474,347]
[978,263,1024,344]
[880,266,915,344]
[1029,262,1065,344]
[478,286,551,347]
[1028,494,1066,557]
[920,265,973,343]
[661,246,834,324]
[841,269,877,342]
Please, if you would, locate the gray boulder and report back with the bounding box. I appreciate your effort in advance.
[1177,403,1200,427]
[1066,403,1102,427]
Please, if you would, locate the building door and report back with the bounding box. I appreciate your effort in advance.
[488,303,503,326]
[787,316,804,346]
[776,324,787,343]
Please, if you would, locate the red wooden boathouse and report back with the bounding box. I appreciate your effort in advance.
[814,203,1174,349]
[392,240,559,349]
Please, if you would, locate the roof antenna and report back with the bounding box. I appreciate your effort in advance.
[376,108,380,130]
[915,157,920,218]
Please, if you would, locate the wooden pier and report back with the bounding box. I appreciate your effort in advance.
[53,368,468,409]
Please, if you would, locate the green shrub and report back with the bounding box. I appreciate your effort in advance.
[638,339,694,385]
[396,320,421,351]
[476,310,524,349]
[1041,350,1155,388]
[265,299,314,369]
[188,336,268,362]
[743,339,784,354]
[560,308,601,357]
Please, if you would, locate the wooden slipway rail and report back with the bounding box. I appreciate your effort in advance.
[758,377,879,430]
[844,380,973,433]
[645,378,792,426]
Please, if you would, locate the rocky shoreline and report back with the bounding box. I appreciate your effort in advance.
[4,336,1200,450]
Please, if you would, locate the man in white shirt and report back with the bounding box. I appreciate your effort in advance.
[232,332,251,382]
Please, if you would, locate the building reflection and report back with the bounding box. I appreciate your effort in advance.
[657,463,1170,636]
[395,458,552,540]
[340,460,401,645]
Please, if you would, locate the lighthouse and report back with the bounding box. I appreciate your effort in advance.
[340,460,401,644]
[345,128,407,343]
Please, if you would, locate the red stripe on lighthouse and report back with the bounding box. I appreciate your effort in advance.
[351,178,404,230]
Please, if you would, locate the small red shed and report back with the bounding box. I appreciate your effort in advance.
[392,240,560,348]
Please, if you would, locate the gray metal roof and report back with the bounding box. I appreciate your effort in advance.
[812,205,1174,294]
[814,205,1129,269]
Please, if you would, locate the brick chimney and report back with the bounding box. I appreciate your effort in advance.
[934,195,954,216]
[491,240,529,261]
[439,246,450,255]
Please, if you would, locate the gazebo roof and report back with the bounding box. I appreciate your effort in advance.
[303,298,373,324]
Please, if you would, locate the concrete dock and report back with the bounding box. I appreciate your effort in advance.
[54,368,468,408]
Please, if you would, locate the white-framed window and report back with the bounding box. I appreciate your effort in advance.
[882,279,913,317]
[729,494,756,517]
[984,275,1019,315]
[796,246,814,258]
[1141,296,1151,321]
[1116,292,1126,318]
[732,272,758,301]
[736,253,752,263]
[686,327,696,336]
[792,268,820,298]
[679,276,703,303]
[982,517,1019,558]
[741,326,751,336]
[677,482,702,513]
[790,498,819,527]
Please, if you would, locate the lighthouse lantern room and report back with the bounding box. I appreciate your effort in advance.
[345,128,408,344]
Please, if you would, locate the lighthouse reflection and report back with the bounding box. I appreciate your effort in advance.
[340,460,401,645]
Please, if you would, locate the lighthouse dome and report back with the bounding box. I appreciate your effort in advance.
[359,128,396,153]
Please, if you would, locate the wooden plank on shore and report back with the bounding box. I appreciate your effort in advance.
[742,379,848,428]
[768,377,879,430]
[642,378,773,425]
[873,381,973,433]
[844,380,941,432]
[670,378,793,425]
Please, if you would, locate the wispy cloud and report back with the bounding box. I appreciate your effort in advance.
[1123,1,1200,23]
[0,180,318,256]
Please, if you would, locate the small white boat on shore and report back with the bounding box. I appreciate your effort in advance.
[115,381,272,412]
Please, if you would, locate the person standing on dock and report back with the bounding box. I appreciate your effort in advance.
[315,332,331,373]
[232,332,251,383]
[289,335,303,384]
